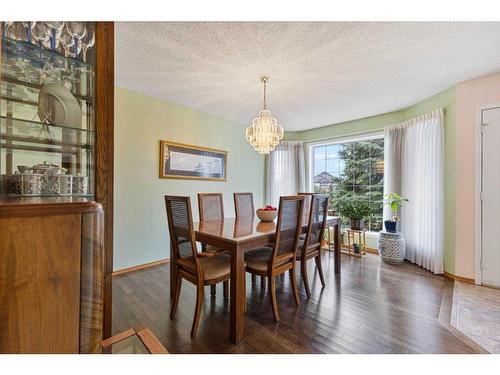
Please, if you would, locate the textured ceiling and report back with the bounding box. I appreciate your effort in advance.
[115,22,500,131]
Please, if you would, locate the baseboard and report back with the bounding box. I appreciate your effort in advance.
[113,258,170,277]
[443,271,475,284]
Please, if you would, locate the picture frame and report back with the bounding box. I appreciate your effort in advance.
[159,140,227,181]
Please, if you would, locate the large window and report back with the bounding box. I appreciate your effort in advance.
[311,137,384,232]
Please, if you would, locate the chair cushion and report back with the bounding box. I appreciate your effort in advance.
[295,239,320,260]
[179,254,231,281]
[244,247,290,273]
[205,244,224,253]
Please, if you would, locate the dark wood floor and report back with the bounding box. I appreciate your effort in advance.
[112,252,478,353]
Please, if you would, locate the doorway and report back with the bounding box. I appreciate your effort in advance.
[476,105,500,288]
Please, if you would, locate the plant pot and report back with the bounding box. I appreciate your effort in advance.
[350,218,362,230]
[384,220,397,233]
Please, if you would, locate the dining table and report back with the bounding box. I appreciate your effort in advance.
[169,215,341,344]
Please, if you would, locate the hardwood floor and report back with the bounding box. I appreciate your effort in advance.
[112,252,479,353]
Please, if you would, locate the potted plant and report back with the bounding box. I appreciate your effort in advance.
[383,193,408,233]
[337,197,372,230]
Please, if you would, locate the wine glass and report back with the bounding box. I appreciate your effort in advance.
[65,22,86,58]
[45,21,65,51]
[2,22,13,37]
[31,22,50,48]
[57,27,76,57]
[21,21,36,43]
[80,29,95,63]
[4,22,22,40]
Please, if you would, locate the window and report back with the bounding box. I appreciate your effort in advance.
[310,136,384,232]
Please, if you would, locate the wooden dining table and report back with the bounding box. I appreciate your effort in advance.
[169,215,341,344]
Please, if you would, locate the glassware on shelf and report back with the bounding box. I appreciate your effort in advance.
[1,21,96,198]
[4,22,25,42]
[31,22,50,48]
[65,22,87,58]
[80,29,95,63]
[21,22,36,43]
[57,27,76,57]
[45,21,65,51]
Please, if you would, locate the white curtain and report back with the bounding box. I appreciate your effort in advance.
[266,141,306,206]
[384,108,444,274]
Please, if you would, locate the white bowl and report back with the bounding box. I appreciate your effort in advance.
[256,209,278,222]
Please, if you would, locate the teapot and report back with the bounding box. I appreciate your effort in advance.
[45,165,67,177]
[30,161,54,175]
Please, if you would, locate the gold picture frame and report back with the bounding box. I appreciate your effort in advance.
[159,140,227,181]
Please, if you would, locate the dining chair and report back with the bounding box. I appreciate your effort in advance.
[198,193,226,296]
[165,195,231,337]
[233,192,255,218]
[297,194,329,298]
[234,192,263,286]
[298,192,315,239]
[244,195,305,322]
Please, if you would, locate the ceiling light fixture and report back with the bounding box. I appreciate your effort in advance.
[245,76,284,154]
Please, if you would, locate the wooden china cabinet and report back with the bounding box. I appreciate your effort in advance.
[0,22,114,353]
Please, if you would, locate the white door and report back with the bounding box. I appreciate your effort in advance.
[481,106,500,288]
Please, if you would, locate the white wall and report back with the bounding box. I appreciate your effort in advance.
[114,87,265,271]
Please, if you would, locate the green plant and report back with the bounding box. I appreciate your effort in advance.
[384,193,408,222]
[337,197,372,220]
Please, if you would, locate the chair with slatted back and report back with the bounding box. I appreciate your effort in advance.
[297,194,329,298]
[244,195,305,321]
[198,193,227,296]
[165,195,231,338]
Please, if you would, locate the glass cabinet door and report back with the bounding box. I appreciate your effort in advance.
[0,21,96,197]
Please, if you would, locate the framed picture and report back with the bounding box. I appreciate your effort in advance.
[159,141,227,181]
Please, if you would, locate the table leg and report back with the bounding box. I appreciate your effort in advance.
[230,245,245,344]
[334,223,340,274]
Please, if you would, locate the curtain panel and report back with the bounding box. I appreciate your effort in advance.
[266,141,306,206]
[384,108,445,274]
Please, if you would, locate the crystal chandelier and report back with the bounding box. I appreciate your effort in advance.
[245,76,284,154]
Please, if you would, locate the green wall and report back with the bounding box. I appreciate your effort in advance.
[114,87,265,271]
[286,87,456,274]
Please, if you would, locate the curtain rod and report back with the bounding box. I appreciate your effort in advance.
[385,108,443,131]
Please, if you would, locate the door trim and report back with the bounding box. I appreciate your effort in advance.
[474,103,500,285]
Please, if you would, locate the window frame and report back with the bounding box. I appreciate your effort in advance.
[306,131,384,234]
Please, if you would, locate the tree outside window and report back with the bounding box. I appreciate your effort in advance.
[312,138,384,232]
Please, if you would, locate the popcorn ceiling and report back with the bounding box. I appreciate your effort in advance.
[115,22,500,131]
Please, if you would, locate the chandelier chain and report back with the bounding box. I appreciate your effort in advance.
[263,79,267,110]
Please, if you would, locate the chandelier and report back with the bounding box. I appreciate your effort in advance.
[245,76,284,154]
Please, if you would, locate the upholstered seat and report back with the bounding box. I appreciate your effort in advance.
[178,255,231,283]
[295,239,320,260]
[205,244,224,253]
[245,247,289,273]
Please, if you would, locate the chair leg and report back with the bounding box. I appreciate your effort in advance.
[315,254,326,288]
[251,274,256,284]
[269,274,280,322]
[223,280,229,299]
[210,285,216,296]
[170,275,182,318]
[290,268,300,307]
[301,259,311,298]
[191,283,204,338]
[244,275,247,313]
